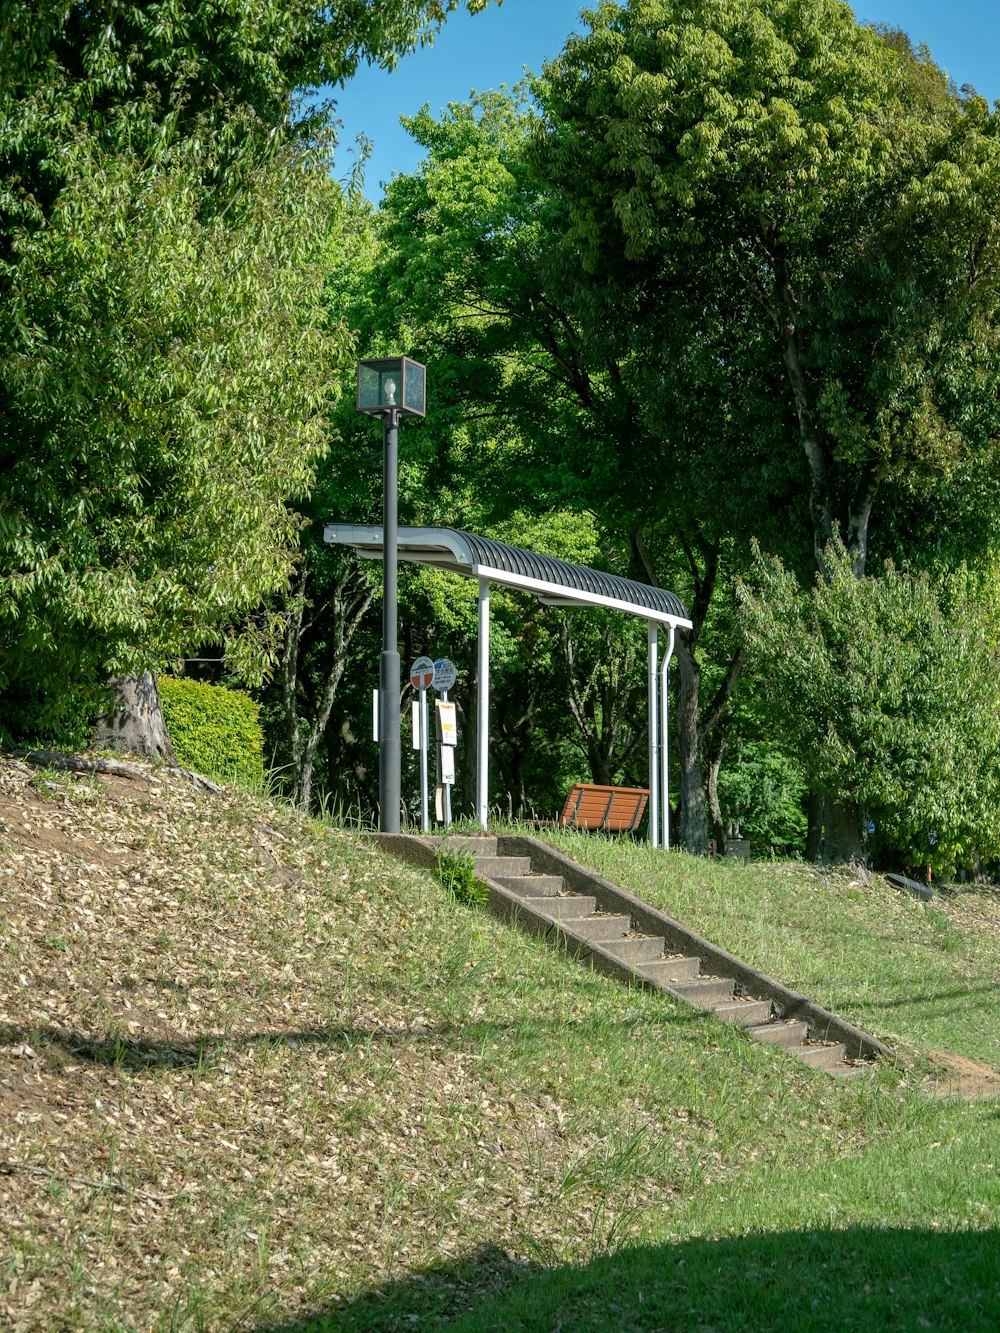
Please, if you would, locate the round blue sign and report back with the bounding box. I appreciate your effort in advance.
[433,658,457,691]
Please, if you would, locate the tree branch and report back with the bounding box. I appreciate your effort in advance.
[698,648,745,742]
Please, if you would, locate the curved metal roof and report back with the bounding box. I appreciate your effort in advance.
[324,524,691,627]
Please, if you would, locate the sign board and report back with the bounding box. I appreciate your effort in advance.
[411,700,421,750]
[409,656,435,691]
[433,657,457,692]
[436,700,458,747]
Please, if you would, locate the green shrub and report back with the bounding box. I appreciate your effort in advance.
[718,742,808,857]
[158,676,264,786]
[0,682,102,753]
[435,847,489,908]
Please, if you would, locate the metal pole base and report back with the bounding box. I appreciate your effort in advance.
[379,650,401,833]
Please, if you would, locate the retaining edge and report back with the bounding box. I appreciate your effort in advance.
[372,832,894,1064]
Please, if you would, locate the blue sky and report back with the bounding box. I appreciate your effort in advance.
[332,0,1000,201]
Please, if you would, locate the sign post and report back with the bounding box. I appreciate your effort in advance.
[433,658,458,830]
[409,657,434,832]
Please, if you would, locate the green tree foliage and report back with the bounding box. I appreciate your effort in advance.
[737,543,1000,872]
[717,742,808,858]
[0,1,501,738]
[533,0,1000,577]
[158,676,264,785]
[0,1,499,132]
[377,88,771,848]
[0,132,337,727]
[525,0,1000,856]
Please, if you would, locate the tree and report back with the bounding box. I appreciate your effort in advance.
[1,2,500,127]
[737,542,1000,871]
[377,89,791,849]
[532,0,1000,852]
[0,130,338,737]
[0,0,503,749]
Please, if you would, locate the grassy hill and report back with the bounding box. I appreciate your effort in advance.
[539,830,1000,1072]
[0,756,997,1330]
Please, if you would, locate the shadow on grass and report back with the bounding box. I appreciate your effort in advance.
[0,1007,706,1072]
[263,1228,1000,1332]
[873,982,1000,1010]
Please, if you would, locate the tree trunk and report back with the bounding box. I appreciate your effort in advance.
[494,677,538,814]
[92,672,176,762]
[822,794,863,865]
[706,736,726,855]
[279,559,374,813]
[675,637,708,853]
[559,621,638,789]
[805,789,824,862]
[775,269,881,866]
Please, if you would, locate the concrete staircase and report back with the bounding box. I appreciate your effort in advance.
[378,832,893,1077]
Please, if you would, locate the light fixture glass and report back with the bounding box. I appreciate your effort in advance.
[356,356,426,416]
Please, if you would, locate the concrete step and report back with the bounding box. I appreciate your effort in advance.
[381,833,889,1079]
[712,998,773,1026]
[668,976,735,1008]
[473,855,533,879]
[495,874,566,898]
[558,913,632,942]
[746,1020,809,1049]
[530,895,598,921]
[602,936,667,964]
[795,1042,848,1071]
[633,956,702,986]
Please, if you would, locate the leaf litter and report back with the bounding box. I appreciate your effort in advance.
[0,754,694,1330]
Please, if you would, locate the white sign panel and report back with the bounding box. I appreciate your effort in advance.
[436,700,458,747]
[409,656,435,691]
[433,657,457,692]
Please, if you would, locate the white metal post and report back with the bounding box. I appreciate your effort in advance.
[441,690,452,829]
[660,624,675,851]
[419,687,430,833]
[648,622,659,848]
[476,579,491,829]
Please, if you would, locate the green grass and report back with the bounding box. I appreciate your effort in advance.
[3,766,999,1331]
[536,831,1000,1068]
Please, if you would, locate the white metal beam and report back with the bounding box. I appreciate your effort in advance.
[478,565,691,629]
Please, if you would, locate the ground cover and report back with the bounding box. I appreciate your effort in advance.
[541,831,1000,1073]
[0,759,996,1330]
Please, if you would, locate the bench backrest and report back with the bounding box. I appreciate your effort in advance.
[559,783,649,833]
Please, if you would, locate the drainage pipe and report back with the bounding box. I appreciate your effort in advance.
[647,622,659,848]
[659,623,675,850]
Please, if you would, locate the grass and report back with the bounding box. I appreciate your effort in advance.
[0,761,997,1330]
[538,830,1000,1069]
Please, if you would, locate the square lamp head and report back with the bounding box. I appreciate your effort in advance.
[356,356,426,417]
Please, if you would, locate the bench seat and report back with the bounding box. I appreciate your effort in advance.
[555,783,649,833]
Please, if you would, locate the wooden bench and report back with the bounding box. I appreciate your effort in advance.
[553,783,650,833]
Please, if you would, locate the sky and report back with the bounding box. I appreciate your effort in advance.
[332,0,1000,201]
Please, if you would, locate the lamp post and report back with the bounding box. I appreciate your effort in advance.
[356,356,427,834]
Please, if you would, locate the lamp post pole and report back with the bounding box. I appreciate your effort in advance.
[356,355,426,835]
[379,407,401,834]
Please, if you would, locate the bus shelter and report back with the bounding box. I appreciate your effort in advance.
[324,524,692,847]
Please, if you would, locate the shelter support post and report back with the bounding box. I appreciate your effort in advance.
[660,624,675,850]
[476,579,490,829]
[648,622,659,848]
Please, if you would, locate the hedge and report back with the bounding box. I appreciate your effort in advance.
[158,676,264,786]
